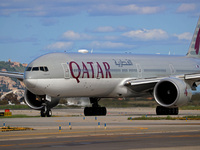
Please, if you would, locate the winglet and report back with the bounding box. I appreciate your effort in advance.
[187,17,200,58]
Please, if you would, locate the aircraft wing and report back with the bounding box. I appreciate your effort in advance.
[184,73,200,82]
[0,71,24,81]
[124,77,164,92]
[124,73,200,93]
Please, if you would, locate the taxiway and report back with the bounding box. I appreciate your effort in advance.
[0,108,200,150]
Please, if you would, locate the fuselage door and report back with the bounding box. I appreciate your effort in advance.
[136,63,142,78]
[169,64,175,75]
[61,63,70,79]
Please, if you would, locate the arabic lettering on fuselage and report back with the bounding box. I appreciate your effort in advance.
[113,59,133,67]
[69,61,112,83]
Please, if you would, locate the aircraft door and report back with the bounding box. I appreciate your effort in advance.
[136,64,142,78]
[169,64,175,75]
[61,63,70,79]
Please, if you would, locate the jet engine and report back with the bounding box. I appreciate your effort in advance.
[153,78,192,108]
[24,89,59,110]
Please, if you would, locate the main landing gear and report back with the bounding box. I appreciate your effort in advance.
[156,106,178,115]
[84,98,107,116]
[41,101,52,117]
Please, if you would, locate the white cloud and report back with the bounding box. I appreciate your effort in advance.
[176,3,196,13]
[173,32,192,40]
[62,30,93,41]
[46,42,73,50]
[125,4,163,14]
[0,1,166,17]
[92,26,129,33]
[62,31,81,40]
[123,29,168,41]
[88,4,165,15]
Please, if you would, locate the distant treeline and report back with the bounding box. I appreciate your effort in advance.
[0,61,26,72]
[0,61,26,93]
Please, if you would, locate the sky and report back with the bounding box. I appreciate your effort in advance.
[0,0,200,63]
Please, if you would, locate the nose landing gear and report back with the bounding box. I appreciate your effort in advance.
[41,101,52,117]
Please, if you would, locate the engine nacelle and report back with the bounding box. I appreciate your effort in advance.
[24,89,60,110]
[153,78,192,108]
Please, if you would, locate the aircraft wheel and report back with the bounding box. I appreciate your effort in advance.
[156,106,179,115]
[46,110,52,117]
[84,107,92,116]
[84,107,107,116]
[41,109,46,117]
[40,108,52,117]
[100,107,107,116]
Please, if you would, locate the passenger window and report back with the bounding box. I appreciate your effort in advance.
[26,67,32,71]
[32,67,39,71]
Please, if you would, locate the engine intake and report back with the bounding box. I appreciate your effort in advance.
[153,78,192,107]
[24,89,60,110]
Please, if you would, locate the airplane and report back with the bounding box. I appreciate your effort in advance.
[1,17,200,117]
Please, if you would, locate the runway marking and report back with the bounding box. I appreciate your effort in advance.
[139,127,148,130]
[0,127,148,139]
[124,134,200,141]
[0,137,119,147]
[169,134,200,138]
[0,144,15,147]
[1,133,200,148]
[124,135,164,140]
[18,140,70,146]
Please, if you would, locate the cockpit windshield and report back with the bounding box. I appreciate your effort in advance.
[26,67,32,71]
[26,66,49,72]
[32,67,39,71]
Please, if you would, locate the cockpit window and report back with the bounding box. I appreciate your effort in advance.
[26,67,32,71]
[40,67,45,71]
[44,67,49,72]
[32,67,39,71]
[26,66,49,72]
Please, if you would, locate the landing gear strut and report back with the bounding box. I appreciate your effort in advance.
[41,101,52,117]
[84,98,107,116]
[156,106,178,115]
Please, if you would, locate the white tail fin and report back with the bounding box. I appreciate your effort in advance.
[187,17,200,58]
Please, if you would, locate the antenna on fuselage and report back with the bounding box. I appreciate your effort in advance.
[78,49,89,54]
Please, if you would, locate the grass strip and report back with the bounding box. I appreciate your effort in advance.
[0,114,40,118]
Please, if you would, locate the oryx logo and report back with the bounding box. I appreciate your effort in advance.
[195,28,200,55]
[184,87,188,96]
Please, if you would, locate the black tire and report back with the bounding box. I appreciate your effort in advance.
[46,110,52,117]
[41,110,46,117]
[156,106,179,115]
[101,107,107,116]
[84,107,107,116]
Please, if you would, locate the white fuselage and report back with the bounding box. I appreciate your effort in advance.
[23,53,200,98]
